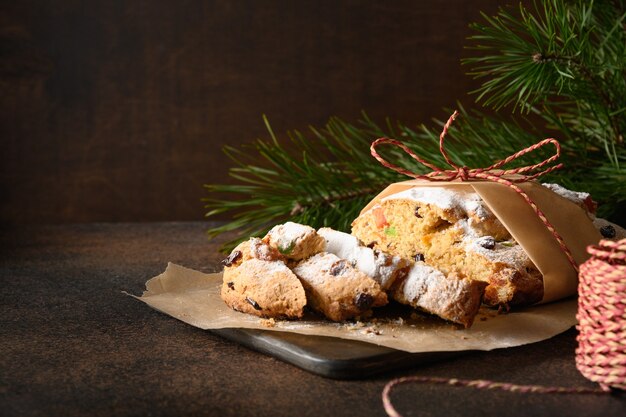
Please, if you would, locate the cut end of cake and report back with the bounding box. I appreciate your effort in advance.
[351,185,543,308]
[293,252,388,322]
[392,262,487,328]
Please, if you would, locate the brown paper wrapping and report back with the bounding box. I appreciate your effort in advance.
[130,263,578,353]
[359,179,601,303]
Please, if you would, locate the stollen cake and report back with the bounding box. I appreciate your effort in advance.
[543,182,626,241]
[351,186,544,307]
[318,227,484,326]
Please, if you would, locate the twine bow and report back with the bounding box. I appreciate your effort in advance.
[370,110,578,272]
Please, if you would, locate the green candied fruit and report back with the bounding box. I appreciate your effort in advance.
[278,240,296,255]
[384,226,397,237]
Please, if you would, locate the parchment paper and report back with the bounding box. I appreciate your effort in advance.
[130,263,578,353]
[359,179,601,303]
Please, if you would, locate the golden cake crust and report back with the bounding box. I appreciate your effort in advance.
[221,258,307,319]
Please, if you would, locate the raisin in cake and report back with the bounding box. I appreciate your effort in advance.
[351,186,543,307]
[225,236,285,264]
[221,238,307,319]
[293,252,388,321]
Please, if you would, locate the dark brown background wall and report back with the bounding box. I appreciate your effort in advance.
[1,0,506,224]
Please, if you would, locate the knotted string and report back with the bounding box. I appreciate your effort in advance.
[370,110,578,272]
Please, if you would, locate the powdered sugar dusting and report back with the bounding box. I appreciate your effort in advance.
[245,258,292,276]
[249,238,274,260]
[452,220,529,269]
[293,253,359,285]
[402,262,448,303]
[542,183,590,206]
[454,219,481,239]
[373,251,405,289]
[382,187,492,220]
[266,222,315,251]
[318,228,366,263]
[318,228,404,289]
[464,198,489,221]
[464,237,529,269]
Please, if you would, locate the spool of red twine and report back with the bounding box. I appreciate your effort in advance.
[576,238,626,391]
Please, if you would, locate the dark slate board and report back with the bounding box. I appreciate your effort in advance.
[211,328,465,379]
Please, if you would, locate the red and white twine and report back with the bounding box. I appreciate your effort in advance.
[370,111,577,272]
[576,239,626,391]
[382,376,607,417]
[372,113,626,415]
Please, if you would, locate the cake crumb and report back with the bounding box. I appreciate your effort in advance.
[342,320,383,335]
[365,326,382,336]
[392,317,405,326]
[259,318,276,328]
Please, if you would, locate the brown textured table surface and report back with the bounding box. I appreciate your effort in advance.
[1,222,625,417]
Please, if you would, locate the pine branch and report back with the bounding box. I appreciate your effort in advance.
[203,114,411,253]
[203,0,626,252]
[464,1,626,151]
[462,0,626,218]
[204,107,604,253]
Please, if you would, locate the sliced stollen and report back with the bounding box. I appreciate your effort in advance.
[222,237,285,266]
[317,227,410,290]
[392,262,487,328]
[221,238,307,319]
[318,227,486,326]
[293,252,388,321]
[352,186,542,307]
